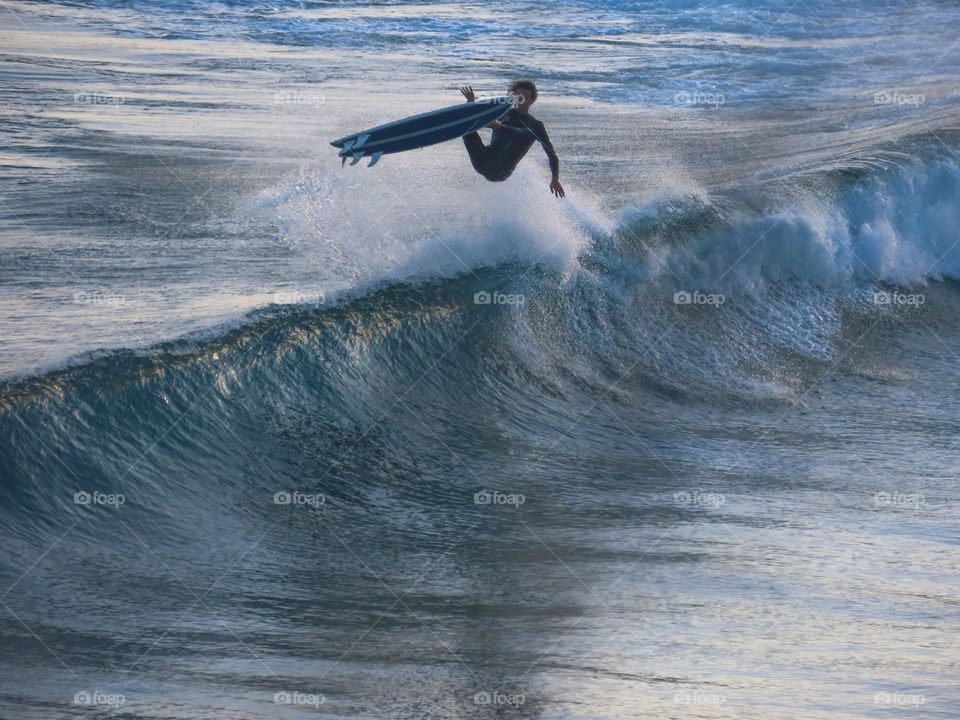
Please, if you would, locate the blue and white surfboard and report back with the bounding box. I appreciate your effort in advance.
[330,97,513,167]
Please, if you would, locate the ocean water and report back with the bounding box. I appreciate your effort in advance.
[1,0,959,718]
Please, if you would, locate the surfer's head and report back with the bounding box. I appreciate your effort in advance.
[508,80,537,111]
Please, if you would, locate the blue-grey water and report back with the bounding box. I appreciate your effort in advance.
[1,0,959,718]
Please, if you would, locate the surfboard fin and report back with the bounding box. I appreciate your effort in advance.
[349,152,364,166]
[339,133,372,160]
[367,151,383,168]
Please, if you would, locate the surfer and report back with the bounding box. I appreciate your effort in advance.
[459,81,565,198]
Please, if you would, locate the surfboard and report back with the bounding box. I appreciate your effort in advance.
[330,97,513,167]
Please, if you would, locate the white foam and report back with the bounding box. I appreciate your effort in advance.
[254,150,600,293]
[638,157,960,297]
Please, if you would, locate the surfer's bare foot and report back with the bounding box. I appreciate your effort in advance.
[460,86,475,102]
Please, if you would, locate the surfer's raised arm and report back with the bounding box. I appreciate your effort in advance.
[536,122,563,197]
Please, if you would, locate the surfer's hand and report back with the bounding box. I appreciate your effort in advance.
[550,177,565,198]
[460,86,475,102]
[486,120,503,130]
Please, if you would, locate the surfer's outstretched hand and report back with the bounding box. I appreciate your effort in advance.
[550,177,565,198]
[460,86,475,102]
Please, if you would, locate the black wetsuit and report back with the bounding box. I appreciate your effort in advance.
[462,108,559,182]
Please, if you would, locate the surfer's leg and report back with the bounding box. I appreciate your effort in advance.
[476,160,512,182]
[462,133,514,181]
[462,132,493,176]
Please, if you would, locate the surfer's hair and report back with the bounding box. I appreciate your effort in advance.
[509,80,538,103]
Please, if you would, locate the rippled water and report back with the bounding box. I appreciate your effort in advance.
[1,0,959,718]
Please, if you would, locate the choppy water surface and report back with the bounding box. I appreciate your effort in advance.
[1,0,959,718]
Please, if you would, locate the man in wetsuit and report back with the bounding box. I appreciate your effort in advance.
[459,80,565,198]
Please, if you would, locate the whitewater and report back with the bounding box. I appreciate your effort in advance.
[1,0,959,718]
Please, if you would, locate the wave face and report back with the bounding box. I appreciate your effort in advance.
[3,146,959,546]
[4,147,960,716]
